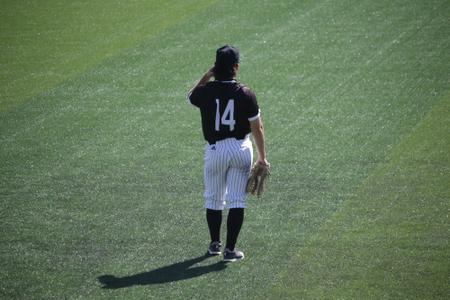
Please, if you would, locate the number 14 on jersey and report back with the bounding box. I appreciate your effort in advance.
[215,99,236,132]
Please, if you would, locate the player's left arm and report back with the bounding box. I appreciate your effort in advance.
[250,117,269,166]
[245,88,269,166]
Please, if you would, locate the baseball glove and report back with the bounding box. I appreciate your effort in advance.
[246,162,270,198]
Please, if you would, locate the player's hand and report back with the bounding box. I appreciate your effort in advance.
[256,158,270,167]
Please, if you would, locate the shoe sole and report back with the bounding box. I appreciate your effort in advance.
[223,255,244,262]
[208,249,221,255]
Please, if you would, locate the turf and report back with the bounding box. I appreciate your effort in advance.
[268,91,450,299]
[1,0,449,299]
[0,0,217,111]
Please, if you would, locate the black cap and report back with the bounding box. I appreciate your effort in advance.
[215,45,240,69]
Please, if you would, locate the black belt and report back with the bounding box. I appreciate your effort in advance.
[208,135,248,145]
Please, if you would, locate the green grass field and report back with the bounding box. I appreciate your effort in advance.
[1,0,449,299]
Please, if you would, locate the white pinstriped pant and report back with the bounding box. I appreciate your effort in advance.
[204,136,253,210]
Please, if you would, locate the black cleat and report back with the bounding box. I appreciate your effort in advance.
[223,248,244,262]
[207,241,222,255]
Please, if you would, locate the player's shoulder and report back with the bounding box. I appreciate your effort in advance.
[191,81,215,96]
[200,80,222,91]
[236,82,257,99]
[197,81,214,90]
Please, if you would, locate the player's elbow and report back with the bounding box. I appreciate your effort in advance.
[250,118,264,134]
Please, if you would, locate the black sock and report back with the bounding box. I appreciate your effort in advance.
[226,208,244,251]
[206,209,222,243]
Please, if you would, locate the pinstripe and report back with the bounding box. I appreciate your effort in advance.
[204,137,252,210]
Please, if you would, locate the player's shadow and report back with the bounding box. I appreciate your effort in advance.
[98,254,226,289]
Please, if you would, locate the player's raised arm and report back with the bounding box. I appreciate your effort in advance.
[187,67,215,97]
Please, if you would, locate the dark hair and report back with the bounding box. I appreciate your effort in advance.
[214,45,239,80]
[213,64,236,81]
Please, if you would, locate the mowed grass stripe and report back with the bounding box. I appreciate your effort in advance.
[267,90,450,299]
[255,0,449,298]
[0,0,217,111]
[256,0,449,254]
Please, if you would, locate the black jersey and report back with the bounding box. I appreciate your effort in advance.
[188,80,260,144]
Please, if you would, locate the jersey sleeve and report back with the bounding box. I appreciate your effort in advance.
[187,85,205,107]
[245,88,260,121]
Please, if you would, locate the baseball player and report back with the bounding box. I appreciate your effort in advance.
[187,45,269,262]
